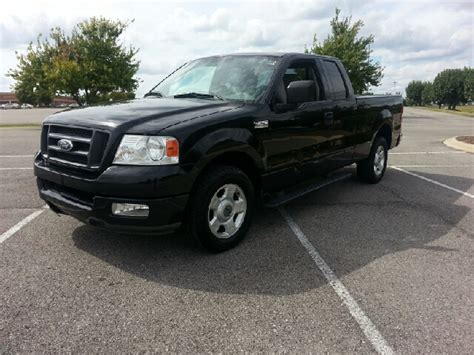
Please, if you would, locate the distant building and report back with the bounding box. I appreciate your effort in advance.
[0,92,77,107]
[0,92,17,105]
[52,96,78,107]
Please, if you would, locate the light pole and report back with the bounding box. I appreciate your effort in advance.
[393,81,397,94]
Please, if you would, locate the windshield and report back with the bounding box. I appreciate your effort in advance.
[149,56,279,102]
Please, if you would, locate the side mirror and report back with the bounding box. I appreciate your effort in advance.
[286,80,316,104]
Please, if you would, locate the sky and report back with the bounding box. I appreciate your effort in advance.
[0,0,473,97]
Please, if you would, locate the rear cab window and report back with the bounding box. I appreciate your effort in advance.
[320,60,348,100]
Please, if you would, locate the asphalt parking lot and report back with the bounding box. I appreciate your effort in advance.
[0,107,473,353]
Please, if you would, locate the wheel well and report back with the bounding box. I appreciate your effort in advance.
[376,124,392,148]
[189,151,262,202]
[203,151,262,191]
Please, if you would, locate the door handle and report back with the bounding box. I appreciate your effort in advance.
[324,112,334,125]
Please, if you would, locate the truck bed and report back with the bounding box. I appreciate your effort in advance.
[356,95,402,108]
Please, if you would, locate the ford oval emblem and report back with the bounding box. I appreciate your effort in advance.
[57,139,73,151]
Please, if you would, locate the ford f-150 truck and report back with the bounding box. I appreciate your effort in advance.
[34,53,403,251]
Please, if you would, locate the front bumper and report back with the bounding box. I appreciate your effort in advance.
[396,133,403,147]
[34,154,191,234]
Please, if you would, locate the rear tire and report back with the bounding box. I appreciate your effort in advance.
[189,165,255,252]
[357,136,388,184]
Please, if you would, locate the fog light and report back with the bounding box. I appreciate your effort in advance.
[111,203,149,217]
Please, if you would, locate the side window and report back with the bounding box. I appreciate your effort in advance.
[283,67,310,87]
[276,62,321,103]
[321,60,347,100]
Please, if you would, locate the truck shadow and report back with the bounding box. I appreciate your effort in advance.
[72,168,473,295]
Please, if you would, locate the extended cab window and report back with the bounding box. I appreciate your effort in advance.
[321,60,347,100]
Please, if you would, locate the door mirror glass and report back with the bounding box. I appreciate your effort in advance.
[286,80,316,104]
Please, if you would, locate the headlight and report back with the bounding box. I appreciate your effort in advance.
[113,135,179,165]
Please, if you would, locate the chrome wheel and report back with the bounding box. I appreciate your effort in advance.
[208,184,247,239]
[373,145,386,176]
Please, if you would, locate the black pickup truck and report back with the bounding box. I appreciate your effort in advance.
[34,53,402,251]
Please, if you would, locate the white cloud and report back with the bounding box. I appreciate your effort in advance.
[192,8,234,32]
[0,0,473,97]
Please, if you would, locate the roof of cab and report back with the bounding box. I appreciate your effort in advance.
[199,52,338,61]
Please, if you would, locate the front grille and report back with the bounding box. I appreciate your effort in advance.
[41,124,110,171]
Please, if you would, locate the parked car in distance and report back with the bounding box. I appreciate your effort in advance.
[34,52,403,252]
[21,103,34,109]
[2,103,20,109]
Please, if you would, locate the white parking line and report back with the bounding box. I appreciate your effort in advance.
[391,151,465,155]
[390,165,473,168]
[279,207,394,355]
[391,166,474,199]
[0,155,33,158]
[0,168,33,170]
[0,208,46,244]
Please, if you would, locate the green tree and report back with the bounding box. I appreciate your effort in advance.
[69,17,140,104]
[421,82,434,105]
[305,8,383,94]
[46,27,85,105]
[405,80,425,106]
[7,17,140,106]
[7,39,55,106]
[433,69,466,110]
[463,67,474,103]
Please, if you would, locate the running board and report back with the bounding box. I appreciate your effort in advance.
[263,171,353,208]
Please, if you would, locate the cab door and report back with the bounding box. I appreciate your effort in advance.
[315,58,357,170]
[258,60,327,172]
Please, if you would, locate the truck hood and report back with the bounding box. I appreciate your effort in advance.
[43,98,241,132]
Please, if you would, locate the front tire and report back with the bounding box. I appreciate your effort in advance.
[357,136,388,184]
[189,165,255,252]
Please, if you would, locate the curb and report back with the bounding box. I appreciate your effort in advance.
[0,123,41,129]
[443,137,474,153]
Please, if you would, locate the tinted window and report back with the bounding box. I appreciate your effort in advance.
[322,60,347,100]
[284,67,310,86]
[282,62,321,101]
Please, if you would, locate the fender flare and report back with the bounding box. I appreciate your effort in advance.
[371,109,393,146]
[182,127,264,182]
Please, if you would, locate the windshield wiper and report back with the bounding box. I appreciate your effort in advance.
[174,92,225,101]
[144,91,163,98]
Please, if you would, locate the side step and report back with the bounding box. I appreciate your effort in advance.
[263,171,353,208]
